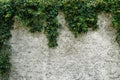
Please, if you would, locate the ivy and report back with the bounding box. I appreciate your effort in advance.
[44,4,61,47]
[0,1,14,80]
[62,0,98,37]
[0,0,120,79]
[95,0,120,44]
[111,1,120,45]
[0,44,11,80]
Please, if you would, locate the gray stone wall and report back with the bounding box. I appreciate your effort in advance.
[9,13,120,80]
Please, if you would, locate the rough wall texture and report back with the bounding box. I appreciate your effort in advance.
[9,13,120,80]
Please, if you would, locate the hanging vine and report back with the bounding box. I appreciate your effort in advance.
[0,1,15,80]
[44,4,61,47]
[0,0,120,79]
[62,0,98,38]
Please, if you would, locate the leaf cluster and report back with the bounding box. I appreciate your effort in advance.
[0,0,120,79]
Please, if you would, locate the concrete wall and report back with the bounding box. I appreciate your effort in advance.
[9,13,120,80]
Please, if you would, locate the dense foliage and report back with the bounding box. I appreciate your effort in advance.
[62,1,98,37]
[0,0,120,79]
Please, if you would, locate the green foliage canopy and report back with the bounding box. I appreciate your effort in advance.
[0,0,120,79]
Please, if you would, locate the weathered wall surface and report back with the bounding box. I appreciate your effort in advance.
[9,13,120,80]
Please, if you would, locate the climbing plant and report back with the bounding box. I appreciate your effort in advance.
[0,0,120,79]
[62,0,98,37]
[95,0,120,44]
[0,1,15,80]
[44,4,61,47]
[0,44,11,80]
[110,1,120,45]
